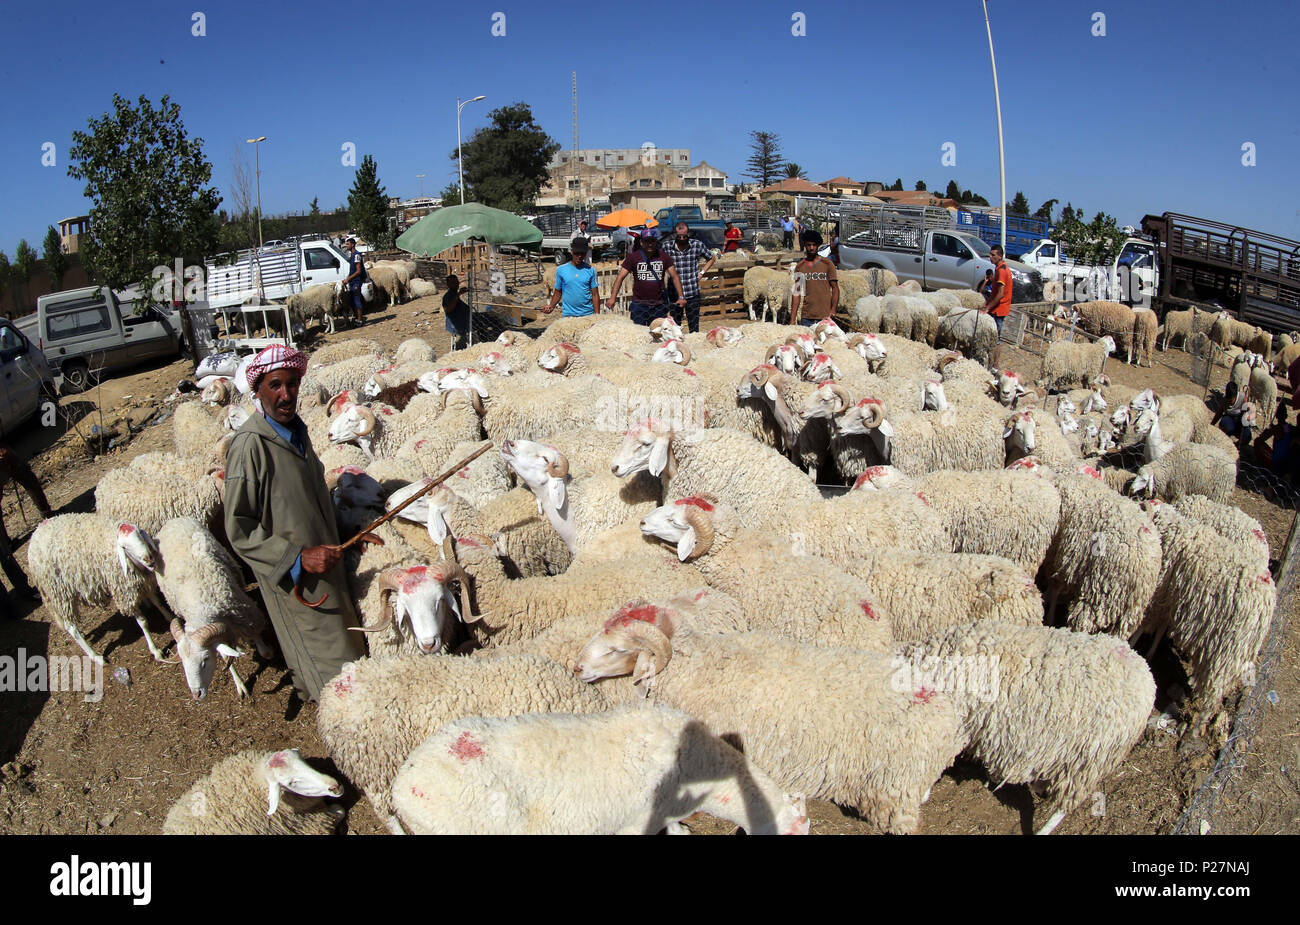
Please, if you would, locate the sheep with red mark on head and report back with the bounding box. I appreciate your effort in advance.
[317,652,609,831]
[392,704,810,835]
[573,624,965,834]
[163,748,345,835]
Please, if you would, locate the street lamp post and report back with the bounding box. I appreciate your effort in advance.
[457,95,486,205]
[246,136,267,301]
[981,1,1007,253]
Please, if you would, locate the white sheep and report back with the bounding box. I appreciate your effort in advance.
[1040,335,1116,392]
[1141,501,1276,719]
[154,518,274,700]
[26,515,171,665]
[172,400,227,461]
[391,705,810,835]
[310,337,386,366]
[94,454,225,535]
[406,278,438,299]
[162,749,344,835]
[900,622,1155,835]
[316,652,610,830]
[1173,494,1270,570]
[936,306,999,366]
[300,352,394,402]
[638,497,895,652]
[1129,443,1236,503]
[574,625,964,834]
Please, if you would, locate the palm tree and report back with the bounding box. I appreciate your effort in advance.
[783,162,808,180]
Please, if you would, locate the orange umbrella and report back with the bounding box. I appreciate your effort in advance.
[596,209,658,229]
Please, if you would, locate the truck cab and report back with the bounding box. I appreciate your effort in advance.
[204,240,354,310]
[21,286,183,393]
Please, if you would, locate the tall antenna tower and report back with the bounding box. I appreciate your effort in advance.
[571,71,579,209]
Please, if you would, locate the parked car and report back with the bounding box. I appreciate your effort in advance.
[15,286,184,393]
[0,318,56,437]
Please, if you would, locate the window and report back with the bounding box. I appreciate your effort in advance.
[712,178,724,187]
[618,155,624,162]
[684,178,696,187]
[1040,243,1056,259]
[680,155,687,162]
[654,180,662,188]
[47,304,111,341]
[304,248,339,271]
[0,325,22,352]
[932,234,960,258]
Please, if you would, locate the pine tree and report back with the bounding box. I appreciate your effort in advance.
[945,179,961,201]
[914,180,927,191]
[43,226,68,291]
[1009,191,1030,215]
[347,155,389,247]
[309,196,320,215]
[13,240,38,315]
[744,131,784,188]
[1034,199,1059,222]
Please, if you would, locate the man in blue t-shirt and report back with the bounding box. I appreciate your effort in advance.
[542,236,600,317]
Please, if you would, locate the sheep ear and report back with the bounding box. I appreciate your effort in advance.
[546,474,567,512]
[1003,424,1014,439]
[763,381,780,403]
[267,777,281,816]
[648,437,671,478]
[116,544,131,579]
[426,508,449,545]
[878,419,895,438]
[631,651,658,688]
[676,526,697,562]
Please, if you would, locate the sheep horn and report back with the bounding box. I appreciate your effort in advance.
[613,620,673,685]
[546,451,570,479]
[826,382,853,413]
[470,389,485,415]
[190,622,231,648]
[677,341,692,366]
[326,391,353,417]
[350,569,404,634]
[764,344,780,364]
[353,405,377,437]
[863,401,885,429]
[938,352,960,370]
[845,334,865,349]
[439,390,450,411]
[680,504,715,560]
[441,537,483,624]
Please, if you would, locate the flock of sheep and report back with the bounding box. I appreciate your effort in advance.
[24,288,1280,835]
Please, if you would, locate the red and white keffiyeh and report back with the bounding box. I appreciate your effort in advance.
[245,344,308,393]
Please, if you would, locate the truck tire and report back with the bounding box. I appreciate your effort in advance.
[61,361,90,394]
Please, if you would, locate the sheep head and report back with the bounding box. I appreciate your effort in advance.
[833,398,889,437]
[706,326,742,348]
[764,343,801,375]
[651,339,692,366]
[495,330,518,346]
[850,465,908,491]
[263,749,343,816]
[479,351,513,376]
[354,564,473,654]
[995,369,1027,407]
[1098,335,1117,355]
[200,377,234,406]
[224,404,250,432]
[1129,466,1155,497]
[649,317,684,343]
[574,602,675,688]
[785,331,817,362]
[846,333,888,368]
[612,419,675,480]
[539,342,580,373]
[1006,455,1044,474]
[362,366,397,398]
[327,389,362,417]
[738,365,800,449]
[1003,410,1037,454]
[500,439,570,512]
[800,382,853,422]
[170,618,234,700]
[640,496,723,562]
[921,379,948,412]
[115,523,160,578]
[812,318,846,345]
[801,351,842,384]
[328,466,385,512]
[328,405,378,456]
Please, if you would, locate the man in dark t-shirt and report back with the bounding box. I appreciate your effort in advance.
[605,228,687,325]
[790,230,839,327]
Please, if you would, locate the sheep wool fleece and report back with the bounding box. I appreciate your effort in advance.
[224,411,363,700]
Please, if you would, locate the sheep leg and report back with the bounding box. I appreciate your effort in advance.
[225,657,251,698]
[134,616,173,663]
[385,814,406,835]
[63,623,106,667]
[1144,622,1169,660]
[664,821,691,835]
[1035,807,1067,836]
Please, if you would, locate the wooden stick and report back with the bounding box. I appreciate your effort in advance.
[293,440,494,608]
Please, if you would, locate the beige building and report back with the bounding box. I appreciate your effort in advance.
[821,176,868,197]
[607,163,708,212]
[536,158,729,211]
[58,215,89,254]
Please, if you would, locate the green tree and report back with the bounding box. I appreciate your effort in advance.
[0,251,10,316]
[1051,207,1125,265]
[1009,191,1030,215]
[43,226,68,291]
[309,196,320,216]
[914,180,927,191]
[945,179,961,201]
[450,102,560,212]
[890,178,904,191]
[347,154,390,247]
[744,131,784,189]
[437,182,462,208]
[13,240,38,313]
[783,162,807,180]
[66,93,222,293]
[1034,198,1059,222]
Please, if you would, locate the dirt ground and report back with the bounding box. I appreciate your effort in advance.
[1,292,1296,835]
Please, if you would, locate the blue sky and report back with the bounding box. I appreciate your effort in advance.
[2,0,1297,254]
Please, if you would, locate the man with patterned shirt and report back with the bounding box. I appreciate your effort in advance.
[662,222,716,333]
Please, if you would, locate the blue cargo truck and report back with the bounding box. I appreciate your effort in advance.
[955,210,1053,258]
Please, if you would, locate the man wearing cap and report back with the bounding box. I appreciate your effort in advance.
[340,238,368,326]
[223,345,364,702]
[542,237,600,317]
[605,228,687,326]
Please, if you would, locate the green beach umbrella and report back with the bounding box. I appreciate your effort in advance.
[396,203,543,256]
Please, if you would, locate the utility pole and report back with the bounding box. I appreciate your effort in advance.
[246,135,267,300]
[457,96,486,205]
[571,71,580,210]
[982,1,1007,254]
